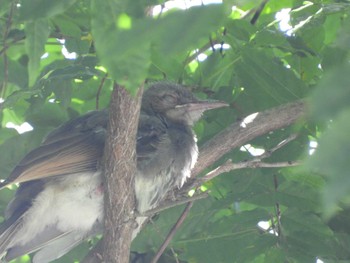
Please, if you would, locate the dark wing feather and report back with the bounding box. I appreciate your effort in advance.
[136,113,167,163]
[0,110,107,260]
[0,110,108,188]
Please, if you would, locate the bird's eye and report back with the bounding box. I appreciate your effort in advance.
[161,94,177,104]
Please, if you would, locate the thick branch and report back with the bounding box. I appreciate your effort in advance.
[102,83,143,263]
[192,100,306,177]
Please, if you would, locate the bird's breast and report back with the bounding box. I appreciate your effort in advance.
[135,127,198,214]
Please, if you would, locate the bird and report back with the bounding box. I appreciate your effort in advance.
[0,82,227,263]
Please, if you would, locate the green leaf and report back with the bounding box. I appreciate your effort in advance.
[263,247,287,263]
[308,109,350,218]
[91,0,150,93]
[310,63,350,121]
[322,46,348,71]
[0,89,40,110]
[19,0,78,20]
[226,19,256,43]
[0,57,28,89]
[50,79,72,108]
[276,181,320,212]
[46,64,99,81]
[177,209,275,263]
[235,48,305,109]
[281,208,336,257]
[26,103,69,127]
[24,19,50,87]
[149,48,184,80]
[152,5,225,55]
[52,16,82,38]
[91,2,225,92]
[1,108,24,126]
[0,0,12,16]
[192,53,235,90]
[0,129,49,180]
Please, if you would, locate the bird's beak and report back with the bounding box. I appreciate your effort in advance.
[172,100,228,125]
[176,100,229,112]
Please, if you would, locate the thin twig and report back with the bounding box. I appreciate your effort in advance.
[184,38,221,65]
[150,202,194,263]
[184,133,301,191]
[170,247,180,263]
[250,0,270,25]
[262,133,298,158]
[141,192,208,217]
[274,174,282,237]
[2,53,8,98]
[1,1,16,97]
[146,218,180,262]
[95,73,108,110]
[203,160,300,182]
[0,38,23,56]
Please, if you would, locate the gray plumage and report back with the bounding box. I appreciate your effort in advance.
[0,82,227,262]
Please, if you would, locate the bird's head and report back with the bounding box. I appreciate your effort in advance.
[141,83,228,126]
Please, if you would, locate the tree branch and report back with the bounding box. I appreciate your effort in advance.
[197,133,301,184]
[141,192,209,217]
[95,73,108,110]
[150,202,193,263]
[191,100,305,178]
[102,83,143,263]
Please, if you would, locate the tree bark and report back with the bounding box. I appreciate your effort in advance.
[102,83,143,263]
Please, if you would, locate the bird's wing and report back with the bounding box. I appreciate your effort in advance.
[0,110,107,188]
[136,113,167,163]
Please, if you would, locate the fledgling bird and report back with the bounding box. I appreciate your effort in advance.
[0,82,227,263]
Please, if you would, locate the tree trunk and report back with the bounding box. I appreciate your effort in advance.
[102,83,143,263]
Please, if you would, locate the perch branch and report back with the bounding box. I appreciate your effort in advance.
[191,100,305,178]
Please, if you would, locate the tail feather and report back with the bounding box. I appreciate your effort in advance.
[0,214,23,258]
[32,232,84,263]
[5,227,69,262]
[5,222,102,262]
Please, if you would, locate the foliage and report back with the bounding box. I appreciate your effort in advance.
[0,0,350,262]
